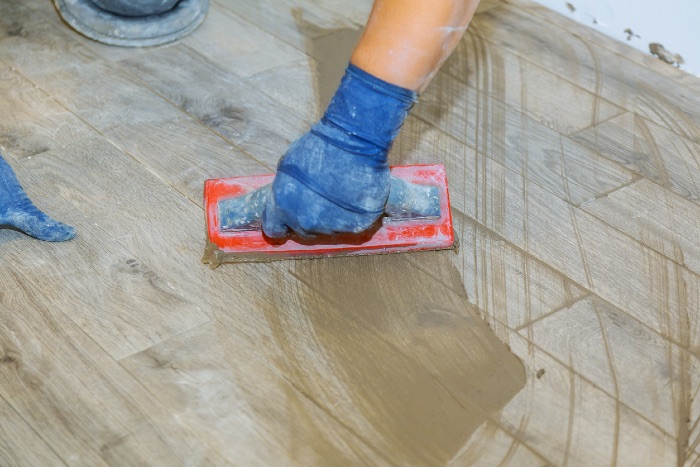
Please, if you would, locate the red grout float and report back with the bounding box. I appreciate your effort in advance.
[202,164,455,268]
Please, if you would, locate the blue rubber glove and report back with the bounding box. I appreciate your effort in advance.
[0,154,75,241]
[262,64,417,238]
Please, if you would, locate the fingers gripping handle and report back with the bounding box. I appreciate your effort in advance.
[218,177,440,232]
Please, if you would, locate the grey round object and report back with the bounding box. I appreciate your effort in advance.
[54,0,209,47]
[89,0,181,17]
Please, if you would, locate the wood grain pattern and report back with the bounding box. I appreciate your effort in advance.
[571,112,700,204]
[244,58,318,122]
[582,178,700,276]
[0,395,65,466]
[182,2,306,79]
[525,296,700,447]
[40,62,183,132]
[428,27,626,136]
[2,0,700,464]
[215,0,371,51]
[0,2,43,40]
[446,133,700,357]
[0,19,98,83]
[495,328,681,466]
[407,95,635,207]
[500,1,700,146]
[118,44,308,167]
[0,263,223,466]
[0,63,97,160]
[121,322,389,466]
[3,141,211,359]
[467,5,700,117]
[448,419,549,466]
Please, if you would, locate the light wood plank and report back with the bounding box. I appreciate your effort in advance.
[2,141,211,359]
[0,62,97,160]
[445,129,700,357]
[635,90,700,147]
[398,101,700,360]
[182,1,306,79]
[524,295,700,451]
[105,118,266,205]
[215,0,371,51]
[39,62,181,131]
[121,322,390,466]
[423,32,625,136]
[453,8,700,145]
[0,264,224,466]
[118,44,308,167]
[582,178,700,277]
[36,57,276,196]
[455,5,602,97]
[407,92,635,206]
[0,19,98,83]
[448,420,548,466]
[0,395,65,466]
[498,0,700,146]
[464,3,700,133]
[244,58,318,122]
[495,329,679,466]
[571,112,700,204]
[0,2,43,40]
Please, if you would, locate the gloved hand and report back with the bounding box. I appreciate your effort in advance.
[262,64,417,238]
[0,154,75,242]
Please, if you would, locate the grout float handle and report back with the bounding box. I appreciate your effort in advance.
[218,176,441,232]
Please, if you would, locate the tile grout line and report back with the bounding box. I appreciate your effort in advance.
[577,175,644,207]
[482,297,694,443]
[0,392,70,467]
[107,46,282,172]
[411,109,700,278]
[455,205,700,362]
[512,293,592,332]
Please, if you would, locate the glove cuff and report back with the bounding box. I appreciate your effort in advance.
[313,64,418,156]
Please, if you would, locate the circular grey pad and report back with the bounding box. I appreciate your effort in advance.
[53,0,209,47]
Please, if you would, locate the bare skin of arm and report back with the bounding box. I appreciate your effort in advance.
[261,1,482,237]
[351,0,481,92]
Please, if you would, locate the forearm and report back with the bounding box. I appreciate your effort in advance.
[350,0,481,92]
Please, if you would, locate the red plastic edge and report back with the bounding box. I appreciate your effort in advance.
[204,164,454,261]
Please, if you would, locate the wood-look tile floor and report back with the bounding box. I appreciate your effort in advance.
[2,0,700,465]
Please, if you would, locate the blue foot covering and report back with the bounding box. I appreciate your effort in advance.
[262,64,418,238]
[0,154,75,242]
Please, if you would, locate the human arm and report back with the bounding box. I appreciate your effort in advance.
[262,0,481,238]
